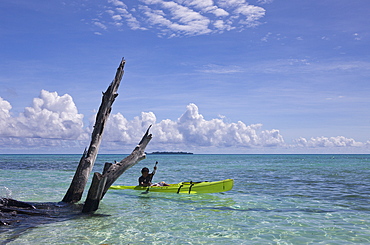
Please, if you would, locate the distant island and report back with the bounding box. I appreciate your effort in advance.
[147,151,193,155]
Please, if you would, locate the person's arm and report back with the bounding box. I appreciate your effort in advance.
[152,165,157,176]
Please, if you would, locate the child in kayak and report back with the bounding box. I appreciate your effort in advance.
[138,165,169,187]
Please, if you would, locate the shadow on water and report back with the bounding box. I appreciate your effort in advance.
[0,199,109,245]
[110,189,234,206]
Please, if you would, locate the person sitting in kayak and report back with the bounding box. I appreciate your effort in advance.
[138,166,169,187]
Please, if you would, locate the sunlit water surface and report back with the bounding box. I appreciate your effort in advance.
[1,154,370,244]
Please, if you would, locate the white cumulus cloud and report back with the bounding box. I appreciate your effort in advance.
[1,92,369,153]
[294,136,364,148]
[103,103,285,150]
[0,90,87,145]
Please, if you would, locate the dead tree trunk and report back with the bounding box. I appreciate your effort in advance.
[62,58,126,203]
[82,125,152,213]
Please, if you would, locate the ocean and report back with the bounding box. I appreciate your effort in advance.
[1,154,370,244]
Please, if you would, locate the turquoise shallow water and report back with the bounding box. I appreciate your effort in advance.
[1,154,370,244]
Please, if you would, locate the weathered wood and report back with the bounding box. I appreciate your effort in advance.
[0,198,36,209]
[0,198,85,232]
[82,172,107,213]
[103,162,113,175]
[0,198,51,226]
[82,125,152,213]
[102,125,153,196]
[62,58,126,203]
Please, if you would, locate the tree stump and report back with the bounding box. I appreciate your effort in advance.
[62,58,126,204]
[82,126,152,213]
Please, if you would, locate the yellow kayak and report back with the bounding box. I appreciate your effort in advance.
[110,179,233,194]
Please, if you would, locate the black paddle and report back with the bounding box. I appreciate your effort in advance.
[142,161,158,194]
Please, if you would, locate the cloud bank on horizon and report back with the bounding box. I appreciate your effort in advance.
[0,90,368,153]
[94,0,267,37]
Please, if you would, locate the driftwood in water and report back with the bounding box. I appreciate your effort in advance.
[62,58,126,204]
[0,198,53,226]
[82,125,152,213]
[0,197,85,242]
[1,58,151,232]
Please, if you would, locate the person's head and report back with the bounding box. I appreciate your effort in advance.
[141,167,149,176]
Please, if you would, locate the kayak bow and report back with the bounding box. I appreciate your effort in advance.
[110,179,233,194]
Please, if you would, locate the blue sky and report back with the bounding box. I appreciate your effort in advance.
[0,0,369,154]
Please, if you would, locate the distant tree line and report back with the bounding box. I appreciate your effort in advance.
[148,151,193,155]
